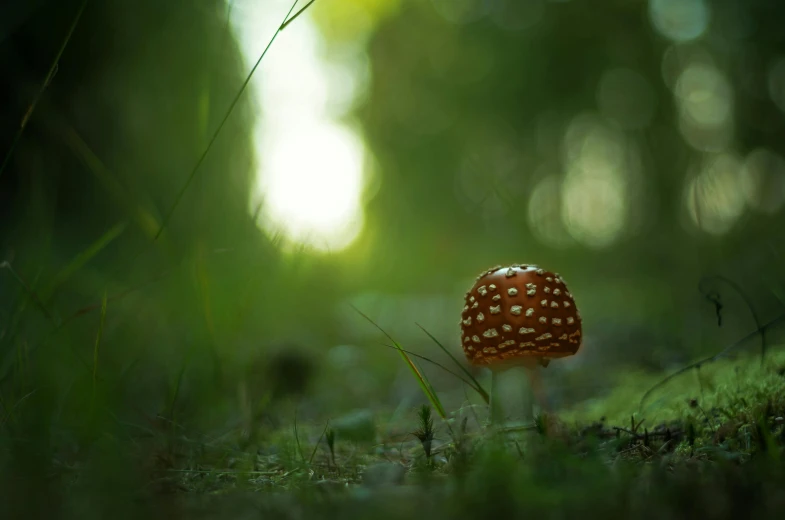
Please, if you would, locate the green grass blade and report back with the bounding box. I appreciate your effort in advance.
[400,349,446,419]
[0,261,57,326]
[308,419,330,465]
[350,305,446,419]
[416,323,489,404]
[0,0,90,181]
[0,389,36,428]
[281,0,317,30]
[417,359,447,419]
[293,406,306,465]
[62,127,162,239]
[154,0,303,240]
[42,221,128,302]
[380,343,487,401]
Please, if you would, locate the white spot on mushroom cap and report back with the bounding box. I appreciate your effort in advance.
[567,317,575,324]
[477,312,485,322]
[502,324,513,332]
[553,288,561,296]
[510,305,522,315]
[552,318,562,325]
[499,340,515,349]
[472,335,481,343]
[492,294,501,302]
[536,269,544,275]
[520,341,535,348]
[489,284,496,291]
[544,287,551,294]
[506,268,516,277]
[472,301,479,309]
[536,333,553,341]
[519,327,535,334]
[527,289,536,296]
[463,317,472,326]
[463,336,470,343]
[508,287,518,296]
[477,286,488,296]
[483,346,498,354]
[483,328,499,338]
[559,333,568,340]
[546,277,553,282]
[563,301,571,308]
[538,316,547,324]
[540,299,548,307]
[550,301,559,308]
[490,305,501,315]
[525,308,534,317]
[469,296,475,303]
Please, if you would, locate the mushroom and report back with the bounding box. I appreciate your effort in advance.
[459,264,583,425]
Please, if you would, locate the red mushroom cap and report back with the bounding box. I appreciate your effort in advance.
[460,264,582,368]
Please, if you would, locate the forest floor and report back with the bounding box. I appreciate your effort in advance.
[125,346,785,519]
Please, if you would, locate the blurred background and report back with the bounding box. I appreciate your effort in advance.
[1,0,785,490]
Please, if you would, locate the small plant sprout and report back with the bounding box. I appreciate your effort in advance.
[325,427,337,467]
[412,405,435,462]
[459,264,583,426]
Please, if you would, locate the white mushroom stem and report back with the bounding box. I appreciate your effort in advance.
[489,361,547,425]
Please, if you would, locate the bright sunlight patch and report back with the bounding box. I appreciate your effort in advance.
[231,0,367,252]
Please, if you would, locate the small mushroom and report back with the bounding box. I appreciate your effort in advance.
[459,264,583,425]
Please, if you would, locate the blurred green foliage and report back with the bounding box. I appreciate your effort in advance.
[1,0,785,517]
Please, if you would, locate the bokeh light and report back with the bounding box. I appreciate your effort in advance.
[562,173,627,249]
[258,122,366,251]
[675,64,732,128]
[674,63,734,151]
[323,47,372,117]
[648,0,710,43]
[685,153,746,235]
[660,43,715,91]
[230,1,367,252]
[740,148,785,215]
[560,114,634,248]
